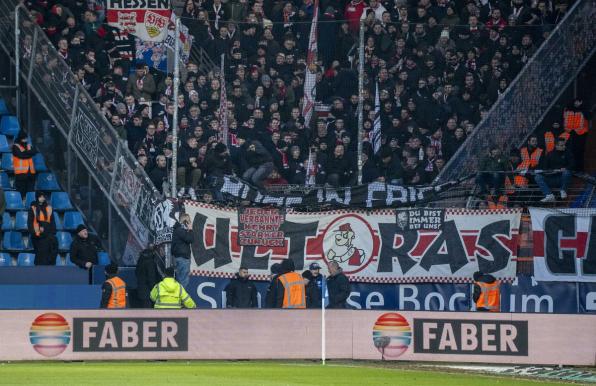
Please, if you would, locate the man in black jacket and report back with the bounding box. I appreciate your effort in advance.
[327,261,350,309]
[225,267,258,308]
[135,247,160,308]
[204,143,234,200]
[302,262,324,308]
[242,140,274,189]
[70,224,101,269]
[28,191,58,266]
[172,213,193,289]
[535,138,574,202]
[265,263,281,308]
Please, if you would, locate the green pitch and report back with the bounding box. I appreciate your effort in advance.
[0,361,574,385]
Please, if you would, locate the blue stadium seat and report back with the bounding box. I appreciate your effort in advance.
[0,172,12,190]
[17,253,35,266]
[14,211,28,231]
[4,191,24,211]
[36,173,60,191]
[32,153,48,172]
[1,212,12,231]
[63,211,83,231]
[0,99,8,116]
[55,253,75,266]
[0,116,20,137]
[97,252,111,266]
[50,192,73,211]
[3,231,25,251]
[54,213,63,231]
[23,235,33,251]
[56,231,72,252]
[24,191,36,208]
[2,152,14,172]
[0,252,11,266]
[0,135,10,153]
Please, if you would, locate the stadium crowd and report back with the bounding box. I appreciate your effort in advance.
[23,0,580,201]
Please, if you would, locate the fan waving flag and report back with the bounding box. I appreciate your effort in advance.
[302,0,319,128]
[371,82,382,154]
[107,0,172,42]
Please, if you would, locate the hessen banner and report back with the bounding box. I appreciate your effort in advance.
[186,202,521,283]
[530,208,596,282]
[107,0,171,42]
[2,310,595,365]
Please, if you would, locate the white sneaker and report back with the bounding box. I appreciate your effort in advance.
[188,188,197,201]
[540,194,556,203]
[177,187,185,198]
[560,191,568,199]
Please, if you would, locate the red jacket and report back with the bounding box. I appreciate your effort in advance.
[344,0,366,32]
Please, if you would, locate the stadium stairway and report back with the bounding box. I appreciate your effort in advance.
[0,99,114,268]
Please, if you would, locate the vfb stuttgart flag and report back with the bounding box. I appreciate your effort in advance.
[107,0,171,42]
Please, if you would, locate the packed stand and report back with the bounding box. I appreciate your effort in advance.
[24,0,574,201]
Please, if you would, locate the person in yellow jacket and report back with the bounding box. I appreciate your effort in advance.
[150,267,196,309]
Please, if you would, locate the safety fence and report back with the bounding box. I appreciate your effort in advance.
[0,3,161,258]
[437,0,596,183]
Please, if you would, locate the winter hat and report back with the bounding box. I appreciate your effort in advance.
[214,142,227,154]
[35,191,47,200]
[75,224,87,234]
[105,263,118,275]
[281,258,295,273]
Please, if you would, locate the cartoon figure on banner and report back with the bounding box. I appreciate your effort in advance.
[326,223,366,266]
[397,211,409,230]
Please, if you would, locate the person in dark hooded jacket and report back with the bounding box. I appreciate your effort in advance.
[242,140,275,189]
[135,247,161,308]
[172,213,193,289]
[265,263,281,308]
[225,267,258,308]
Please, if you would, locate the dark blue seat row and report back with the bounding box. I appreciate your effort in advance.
[4,190,74,211]
[2,210,83,231]
[0,251,110,266]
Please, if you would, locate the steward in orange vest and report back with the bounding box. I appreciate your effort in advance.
[514,136,543,187]
[101,263,128,309]
[12,131,37,197]
[542,122,566,153]
[275,259,306,309]
[27,191,57,265]
[472,271,500,312]
[563,99,591,171]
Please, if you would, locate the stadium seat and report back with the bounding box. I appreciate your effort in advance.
[17,253,35,266]
[0,172,12,190]
[1,212,12,231]
[0,135,10,152]
[32,153,48,172]
[36,172,60,191]
[0,99,8,116]
[3,231,25,251]
[4,191,24,211]
[54,213,63,231]
[0,116,20,137]
[97,252,111,266]
[55,253,76,267]
[23,235,33,251]
[63,211,83,231]
[50,192,73,211]
[24,191,36,208]
[14,211,28,231]
[0,252,11,266]
[56,231,72,252]
[2,152,14,172]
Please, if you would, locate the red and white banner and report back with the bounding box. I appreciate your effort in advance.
[185,202,521,283]
[530,208,596,282]
[107,0,171,42]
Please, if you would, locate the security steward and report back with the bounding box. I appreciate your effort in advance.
[12,131,37,197]
[150,267,197,309]
[275,259,306,309]
[27,191,57,265]
[472,271,500,312]
[100,263,128,309]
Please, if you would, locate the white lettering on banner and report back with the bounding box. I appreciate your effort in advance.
[185,203,521,284]
[142,321,158,348]
[500,324,518,353]
[586,292,596,311]
[161,322,178,348]
[108,0,170,9]
[366,292,384,308]
[481,324,497,351]
[397,285,466,311]
[438,324,457,351]
[99,322,118,348]
[461,323,478,351]
[521,294,553,313]
[82,321,98,348]
[423,323,438,350]
[197,282,217,308]
[122,321,139,348]
[72,110,99,165]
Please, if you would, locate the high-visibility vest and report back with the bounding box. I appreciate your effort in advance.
[278,272,306,309]
[31,205,52,237]
[475,281,500,312]
[13,144,35,175]
[106,276,127,309]
[487,194,508,209]
[544,131,555,153]
[514,147,543,186]
[564,109,589,136]
[151,278,196,309]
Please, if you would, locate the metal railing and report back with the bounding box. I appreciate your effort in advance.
[436,0,596,183]
[0,3,161,260]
